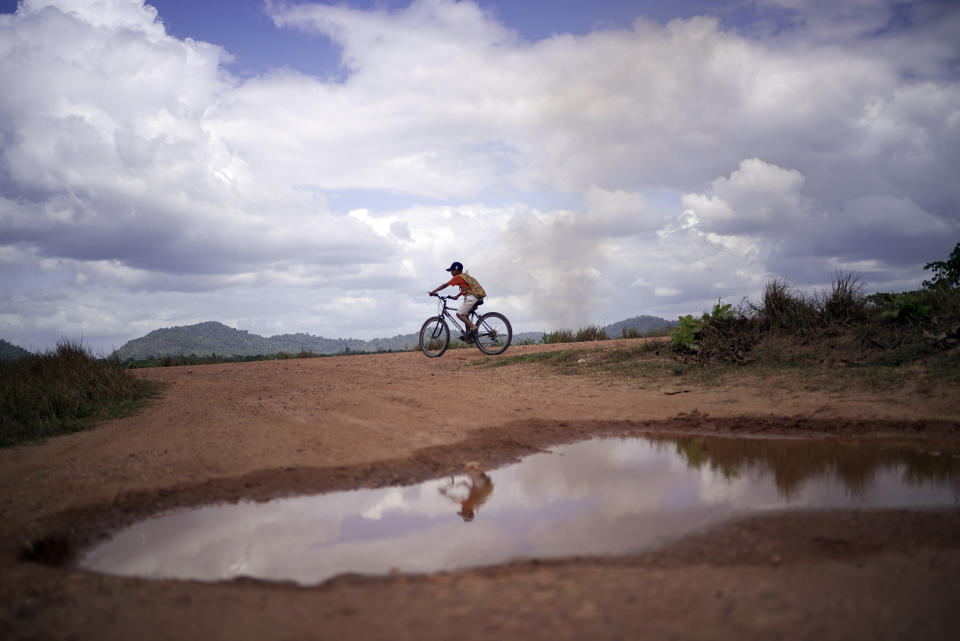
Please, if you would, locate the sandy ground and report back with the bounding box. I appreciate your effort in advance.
[1,338,959,640]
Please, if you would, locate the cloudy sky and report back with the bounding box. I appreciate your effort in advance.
[1,0,957,353]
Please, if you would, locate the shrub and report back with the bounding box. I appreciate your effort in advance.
[0,340,160,447]
[574,325,608,342]
[926,281,960,322]
[670,314,703,352]
[542,326,609,343]
[671,301,732,352]
[753,279,819,334]
[696,300,755,362]
[821,272,868,326]
[760,278,793,324]
[661,247,960,367]
[706,299,734,322]
[922,241,960,290]
[868,292,933,324]
[541,329,574,344]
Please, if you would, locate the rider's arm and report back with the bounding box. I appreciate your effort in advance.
[430,277,458,296]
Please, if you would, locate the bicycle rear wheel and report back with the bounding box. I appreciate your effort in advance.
[419,316,450,357]
[474,312,512,355]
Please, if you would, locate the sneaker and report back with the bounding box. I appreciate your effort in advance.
[466,328,478,338]
[457,333,470,343]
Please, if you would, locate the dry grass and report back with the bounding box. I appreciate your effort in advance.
[486,273,960,397]
[0,340,162,447]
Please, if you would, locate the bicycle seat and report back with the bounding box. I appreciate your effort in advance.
[474,299,484,308]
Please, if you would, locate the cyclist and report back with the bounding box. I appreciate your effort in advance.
[428,261,486,342]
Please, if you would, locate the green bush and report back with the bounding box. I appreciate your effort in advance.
[868,292,934,324]
[670,314,703,352]
[922,241,960,290]
[671,300,734,353]
[706,300,734,322]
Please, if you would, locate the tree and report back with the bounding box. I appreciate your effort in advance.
[922,242,960,290]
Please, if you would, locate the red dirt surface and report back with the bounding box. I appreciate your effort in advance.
[1,338,959,640]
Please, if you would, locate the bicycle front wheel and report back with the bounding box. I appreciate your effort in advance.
[474,312,512,355]
[419,316,450,357]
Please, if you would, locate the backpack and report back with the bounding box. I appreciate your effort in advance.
[461,273,486,299]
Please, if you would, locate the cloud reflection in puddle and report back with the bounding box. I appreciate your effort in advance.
[80,435,960,585]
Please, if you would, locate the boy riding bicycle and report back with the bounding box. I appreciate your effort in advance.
[428,261,486,342]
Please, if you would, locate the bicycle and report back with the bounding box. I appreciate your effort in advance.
[419,295,512,357]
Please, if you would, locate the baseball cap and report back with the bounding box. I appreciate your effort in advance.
[446,261,463,272]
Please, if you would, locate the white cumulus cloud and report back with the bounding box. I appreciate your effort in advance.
[0,0,958,351]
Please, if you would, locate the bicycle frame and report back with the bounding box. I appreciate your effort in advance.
[433,295,481,335]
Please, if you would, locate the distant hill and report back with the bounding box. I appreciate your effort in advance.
[0,338,32,361]
[115,322,419,360]
[513,331,545,344]
[603,315,677,338]
[115,315,678,360]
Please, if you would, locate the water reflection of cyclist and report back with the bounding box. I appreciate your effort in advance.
[427,261,485,342]
[439,471,494,522]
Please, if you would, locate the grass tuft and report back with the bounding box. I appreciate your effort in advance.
[542,325,608,343]
[0,339,162,448]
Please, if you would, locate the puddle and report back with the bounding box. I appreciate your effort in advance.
[80,435,960,585]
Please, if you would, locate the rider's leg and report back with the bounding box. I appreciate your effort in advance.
[456,313,476,331]
[457,295,478,332]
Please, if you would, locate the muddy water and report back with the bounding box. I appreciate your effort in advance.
[80,435,960,585]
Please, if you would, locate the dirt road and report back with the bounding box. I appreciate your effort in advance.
[1,339,959,640]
